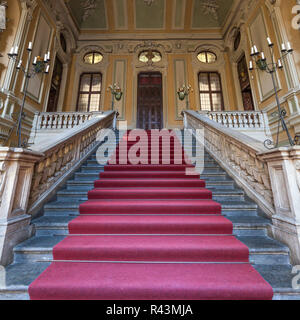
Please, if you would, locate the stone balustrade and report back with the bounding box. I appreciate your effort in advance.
[205,111,267,129]
[32,111,104,131]
[0,111,117,266]
[28,111,116,214]
[183,110,300,264]
[198,110,272,143]
[183,110,274,215]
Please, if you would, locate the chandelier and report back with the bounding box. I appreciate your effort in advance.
[201,0,219,20]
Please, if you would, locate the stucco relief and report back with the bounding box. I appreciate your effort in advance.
[0,2,7,31]
[81,0,97,22]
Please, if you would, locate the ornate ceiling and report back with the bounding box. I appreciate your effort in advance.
[64,0,235,32]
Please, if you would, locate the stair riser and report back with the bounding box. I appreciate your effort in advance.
[35,229,69,236]
[250,254,290,265]
[66,183,94,191]
[35,222,268,237]
[213,195,244,202]
[233,229,267,236]
[13,249,290,266]
[206,183,235,190]
[55,194,244,202]
[35,228,267,237]
[43,210,79,216]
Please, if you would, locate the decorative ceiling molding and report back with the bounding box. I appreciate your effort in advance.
[81,0,97,22]
[201,0,220,21]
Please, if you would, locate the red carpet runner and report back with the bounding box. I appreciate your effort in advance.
[29,130,273,300]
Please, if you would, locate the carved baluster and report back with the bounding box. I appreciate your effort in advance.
[238,113,243,128]
[249,113,254,128]
[36,114,43,130]
[243,114,249,128]
[253,113,259,128]
[57,114,62,129]
[258,112,264,129]
[63,115,68,129]
[42,115,48,129]
[229,113,233,128]
[52,115,58,129]
[233,113,239,128]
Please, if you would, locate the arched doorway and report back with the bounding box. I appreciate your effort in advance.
[137,72,163,129]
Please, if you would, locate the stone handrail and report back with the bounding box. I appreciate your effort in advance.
[182,110,275,216]
[28,111,117,214]
[204,111,268,129]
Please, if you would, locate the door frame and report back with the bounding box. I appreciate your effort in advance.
[136,71,164,129]
[132,68,167,129]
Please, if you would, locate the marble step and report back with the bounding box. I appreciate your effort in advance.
[42,199,259,216]
[56,188,245,202]
[33,214,270,237]
[13,235,290,266]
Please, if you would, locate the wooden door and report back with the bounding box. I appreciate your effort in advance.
[137,72,163,130]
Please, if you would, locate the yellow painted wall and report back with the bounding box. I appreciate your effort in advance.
[0,0,57,146]
[0,0,21,86]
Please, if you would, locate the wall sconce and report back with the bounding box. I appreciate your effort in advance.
[108,84,123,110]
[249,38,295,149]
[177,85,193,110]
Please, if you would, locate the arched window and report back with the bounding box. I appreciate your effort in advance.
[197,51,217,64]
[198,72,224,111]
[77,73,102,112]
[139,50,162,63]
[83,52,103,65]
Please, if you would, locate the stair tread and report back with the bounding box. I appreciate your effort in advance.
[254,265,300,292]
[0,262,51,289]
[54,235,249,262]
[69,215,233,235]
[28,262,273,300]
[227,215,270,225]
[33,216,74,227]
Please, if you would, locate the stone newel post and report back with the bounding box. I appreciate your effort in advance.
[259,147,300,264]
[0,148,43,266]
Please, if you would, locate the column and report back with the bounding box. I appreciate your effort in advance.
[0,147,43,266]
[259,147,300,264]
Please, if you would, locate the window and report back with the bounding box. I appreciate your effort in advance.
[77,73,102,112]
[139,50,162,63]
[83,52,103,65]
[198,72,224,111]
[197,51,217,64]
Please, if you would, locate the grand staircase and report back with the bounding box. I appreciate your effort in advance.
[1,130,300,300]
